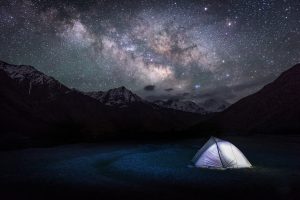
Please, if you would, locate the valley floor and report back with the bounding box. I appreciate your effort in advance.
[0,135,300,200]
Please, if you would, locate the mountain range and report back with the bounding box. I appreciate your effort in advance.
[1,60,300,147]
[153,98,230,114]
[0,60,204,147]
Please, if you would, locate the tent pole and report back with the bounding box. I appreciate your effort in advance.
[213,137,225,168]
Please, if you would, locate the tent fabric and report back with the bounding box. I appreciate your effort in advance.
[192,137,252,169]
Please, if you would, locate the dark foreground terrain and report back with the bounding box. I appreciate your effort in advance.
[0,136,300,200]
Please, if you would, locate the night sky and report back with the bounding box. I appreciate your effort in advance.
[0,0,299,103]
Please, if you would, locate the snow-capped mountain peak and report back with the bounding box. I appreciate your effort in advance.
[153,98,230,114]
[154,99,207,114]
[0,61,69,98]
[86,86,143,107]
[0,61,56,86]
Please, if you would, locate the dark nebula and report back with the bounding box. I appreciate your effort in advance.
[0,0,299,103]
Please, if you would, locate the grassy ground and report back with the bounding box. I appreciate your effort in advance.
[0,135,300,200]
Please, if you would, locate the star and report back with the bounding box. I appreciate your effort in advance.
[0,0,298,104]
[195,84,201,89]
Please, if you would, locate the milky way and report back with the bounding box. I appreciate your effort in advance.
[0,0,299,103]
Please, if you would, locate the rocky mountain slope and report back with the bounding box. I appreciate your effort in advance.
[199,98,230,113]
[216,63,300,134]
[0,60,203,147]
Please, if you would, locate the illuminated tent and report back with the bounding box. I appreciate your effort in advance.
[192,137,252,169]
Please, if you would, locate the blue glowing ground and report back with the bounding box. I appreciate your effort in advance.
[0,136,300,199]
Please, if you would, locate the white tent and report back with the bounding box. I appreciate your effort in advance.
[192,137,252,169]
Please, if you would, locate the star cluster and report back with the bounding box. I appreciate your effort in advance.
[0,0,299,103]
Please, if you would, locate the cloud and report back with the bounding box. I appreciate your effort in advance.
[144,85,155,91]
[165,88,173,92]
